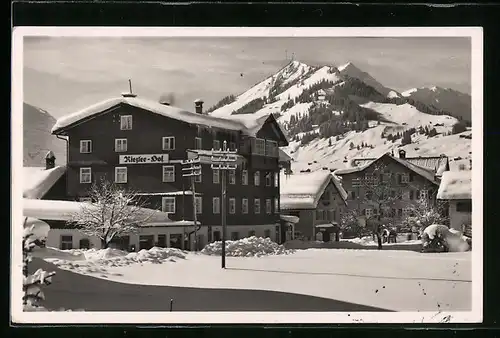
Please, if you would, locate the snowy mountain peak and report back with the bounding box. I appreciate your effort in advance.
[337,61,398,98]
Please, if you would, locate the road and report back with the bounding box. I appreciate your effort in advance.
[29,258,390,312]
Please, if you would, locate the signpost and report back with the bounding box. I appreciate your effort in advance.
[210,141,238,269]
[181,157,202,251]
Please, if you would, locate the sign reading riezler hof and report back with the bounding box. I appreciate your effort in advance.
[119,154,170,164]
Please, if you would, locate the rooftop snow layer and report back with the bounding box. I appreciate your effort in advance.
[23,166,67,199]
[23,198,175,224]
[280,171,347,210]
[437,171,472,200]
[51,96,274,138]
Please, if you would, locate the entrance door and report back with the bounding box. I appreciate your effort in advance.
[322,231,331,242]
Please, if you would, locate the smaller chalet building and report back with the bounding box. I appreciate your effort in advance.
[48,93,289,249]
[280,170,348,241]
[334,150,442,226]
[437,170,472,235]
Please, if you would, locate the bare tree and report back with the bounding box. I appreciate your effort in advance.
[67,179,156,249]
[402,194,449,235]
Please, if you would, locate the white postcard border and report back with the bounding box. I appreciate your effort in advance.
[11,26,483,324]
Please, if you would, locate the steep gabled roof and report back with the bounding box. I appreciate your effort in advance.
[351,155,449,176]
[222,113,289,145]
[437,171,471,200]
[279,148,292,163]
[335,153,440,186]
[51,96,283,141]
[280,171,347,210]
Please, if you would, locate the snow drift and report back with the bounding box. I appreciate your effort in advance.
[201,236,294,257]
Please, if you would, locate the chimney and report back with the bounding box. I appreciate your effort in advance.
[45,150,56,170]
[194,99,204,114]
[398,149,406,159]
[121,79,137,98]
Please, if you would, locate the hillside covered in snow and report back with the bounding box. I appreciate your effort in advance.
[208,60,472,173]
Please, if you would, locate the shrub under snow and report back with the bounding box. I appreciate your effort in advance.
[201,236,294,257]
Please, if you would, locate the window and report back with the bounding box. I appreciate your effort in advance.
[157,234,167,248]
[162,197,176,213]
[60,235,73,250]
[115,167,127,183]
[229,198,236,214]
[419,189,428,200]
[316,209,324,220]
[230,141,236,150]
[241,170,248,185]
[396,173,402,184]
[350,191,356,200]
[80,140,92,153]
[409,190,414,200]
[213,139,220,150]
[274,198,279,213]
[254,198,261,214]
[231,232,239,240]
[79,197,92,203]
[397,209,403,217]
[254,138,266,155]
[402,207,412,217]
[248,230,256,237]
[456,200,472,212]
[365,208,373,218]
[162,136,175,150]
[79,238,90,249]
[264,229,271,238]
[213,169,220,184]
[79,167,91,184]
[229,169,236,184]
[265,140,278,157]
[115,138,127,152]
[265,172,272,186]
[162,165,175,182]
[120,115,133,130]
[195,168,202,183]
[403,190,410,199]
[266,199,272,214]
[254,171,260,186]
[212,197,221,214]
[195,137,202,150]
[242,198,249,214]
[401,173,410,183]
[195,196,202,214]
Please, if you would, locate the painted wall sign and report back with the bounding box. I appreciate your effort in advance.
[119,154,170,164]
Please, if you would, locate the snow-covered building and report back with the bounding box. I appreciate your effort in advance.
[48,93,289,249]
[280,170,348,241]
[437,171,472,234]
[334,150,441,226]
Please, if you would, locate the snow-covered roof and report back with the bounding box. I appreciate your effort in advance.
[280,171,347,210]
[437,171,471,200]
[279,148,292,163]
[280,214,300,223]
[222,113,290,144]
[23,198,174,224]
[335,153,439,185]
[51,96,283,139]
[351,155,449,176]
[23,166,67,199]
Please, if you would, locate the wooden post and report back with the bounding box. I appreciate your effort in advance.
[221,169,227,269]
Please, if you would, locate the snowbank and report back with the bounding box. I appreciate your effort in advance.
[201,236,294,257]
[44,247,187,273]
[437,171,472,200]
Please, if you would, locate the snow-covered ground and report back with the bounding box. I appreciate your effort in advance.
[38,244,471,312]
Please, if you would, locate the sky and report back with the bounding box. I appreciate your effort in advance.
[23,36,471,118]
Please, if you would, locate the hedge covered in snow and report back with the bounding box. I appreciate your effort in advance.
[201,236,294,257]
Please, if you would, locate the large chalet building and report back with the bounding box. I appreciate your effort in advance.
[334,150,443,227]
[46,92,288,250]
